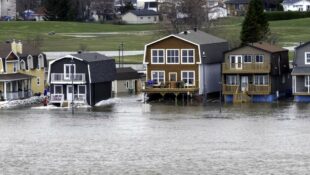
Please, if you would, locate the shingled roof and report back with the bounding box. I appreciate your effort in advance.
[0,73,33,82]
[250,42,288,53]
[0,42,41,58]
[175,30,227,45]
[116,67,140,80]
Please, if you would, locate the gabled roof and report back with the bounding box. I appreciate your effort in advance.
[71,53,112,63]
[295,41,310,50]
[128,9,159,16]
[226,42,287,54]
[225,0,250,4]
[175,30,227,45]
[116,67,140,80]
[0,42,41,58]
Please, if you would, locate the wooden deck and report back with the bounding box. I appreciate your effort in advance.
[142,87,199,96]
[223,84,271,95]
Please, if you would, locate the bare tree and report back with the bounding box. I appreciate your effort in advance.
[159,0,211,33]
[91,0,115,22]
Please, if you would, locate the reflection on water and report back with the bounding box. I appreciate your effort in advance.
[1,95,310,174]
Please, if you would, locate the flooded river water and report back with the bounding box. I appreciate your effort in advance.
[1,95,310,174]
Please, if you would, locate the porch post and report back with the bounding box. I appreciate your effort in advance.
[4,82,7,100]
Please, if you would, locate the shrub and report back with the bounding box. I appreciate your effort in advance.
[265,11,310,21]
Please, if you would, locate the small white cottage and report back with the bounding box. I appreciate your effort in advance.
[121,9,159,24]
[282,0,310,11]
[112,67,141,94]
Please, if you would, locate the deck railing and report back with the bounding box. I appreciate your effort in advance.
[222,63,270,73]
[223,84,271,95]
[50,94,86,103]
[51,73,86,83]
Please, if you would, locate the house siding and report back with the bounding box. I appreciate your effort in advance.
[295,44,310,67]
[91,82,112,105]
[122,12,158,24]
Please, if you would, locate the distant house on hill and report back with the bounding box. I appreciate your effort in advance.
[0,0,16,20]
[225,0,250,16]
[282,0,310,11]
[122,9,159,24]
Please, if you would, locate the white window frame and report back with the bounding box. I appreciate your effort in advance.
[254,75,269,85]
[151,70,165,85]
[305,52,310,65]
[169,72,177,82]
[27,55,33,70]
[20,60,26,70]
[78,85,87,95]
[181,70,195,86]
[151,49,165,64]
[226,75,238,85]
[181,49,195,64]
[64,64,76,80]
[166,49,180,64]
[255,55,264,63]
[36,77,40,86]
[54,85,63,94]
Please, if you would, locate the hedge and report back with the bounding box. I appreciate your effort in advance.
[265,11,310,21]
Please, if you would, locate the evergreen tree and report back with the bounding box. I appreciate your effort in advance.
[240,0,270,44]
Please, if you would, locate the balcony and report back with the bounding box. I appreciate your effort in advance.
[223,84,271,95]
[51,73,86,84]
[142,81,199,96]
[222,63,270,74]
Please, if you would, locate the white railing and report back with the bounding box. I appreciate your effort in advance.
[51,73,86,83]
[50,94,64,102]
[6,90,32,100]
[74,94,86,102]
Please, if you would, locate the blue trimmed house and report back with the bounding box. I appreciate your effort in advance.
[222,42,291,103]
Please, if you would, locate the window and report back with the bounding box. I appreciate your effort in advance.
[154,17,157,21]
[255,55,264,63]
[20,60,26,70]
[151,71,165,85]
[181,71,195,86]
[254,75,269,85]
[54,85,63,94]
[78,85,86,94]
[305,52,310,64]
[169,72,177,81]
[151,49,164,64]
[305,76,310,87]
[126,81,130,89]
[181,49,194,64]
[166,49,179,64]
[13,62,18,73]
[64,64,76,80]
[38,54,44,68]
[226,75,238,85]
[244,55,252,63]
[27,55,33,70]
[36,77,40,86]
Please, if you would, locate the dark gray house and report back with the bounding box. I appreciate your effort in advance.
[48,53,116,106]
[292,41,310,102]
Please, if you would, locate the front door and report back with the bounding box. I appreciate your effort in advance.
[67,85,73,102]
[230,55,242,69]
[241,76,248,92]
[169,72,177,82]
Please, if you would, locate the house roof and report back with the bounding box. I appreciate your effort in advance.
[282,0,305,4]
[0,42,41,58]
[295,41,310,50]
[116,67,140,80]
[128,9,159,16]
[71,53,112,63]
[225,0,250,4]
[226,42,287,54]
[175,30,227,45]
[292,67,310,75]
[0,73,33,82]
[70,53,116,83]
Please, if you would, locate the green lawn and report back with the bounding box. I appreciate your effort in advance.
[113,55,144,64]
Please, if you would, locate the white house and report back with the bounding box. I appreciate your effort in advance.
[0,0,16,19]
[122,9,159,24]
[282,0,310,11]
[112,67,140,94]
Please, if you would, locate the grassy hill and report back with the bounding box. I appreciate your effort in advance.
[1,18,310,62]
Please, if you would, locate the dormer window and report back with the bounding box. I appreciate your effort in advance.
[305,52,310,64]
[38,54,44,68]
[255,55,264,63]
[20,60,26,70]
[27,55,33,70]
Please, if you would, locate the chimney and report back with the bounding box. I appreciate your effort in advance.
[184,31,188,35]
[194,27,197,32]
[11,39,17,53]
[16,40,23,54]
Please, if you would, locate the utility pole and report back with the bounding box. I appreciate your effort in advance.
[71,57,75,115]
[121,42,124,67]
